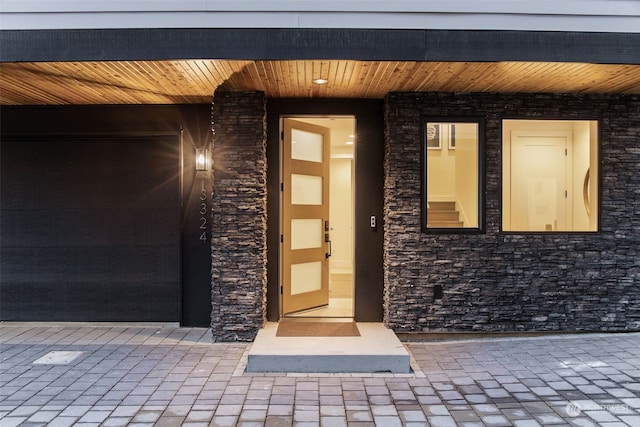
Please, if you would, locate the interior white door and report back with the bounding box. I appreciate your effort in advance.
[282,118,331,314]
[511,131,570,231]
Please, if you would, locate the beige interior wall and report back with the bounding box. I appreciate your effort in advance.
[427,127,455,200]
[330,157,354,273]
[572,122,591,230]
[589,121,599,230]
[454,123,479,227]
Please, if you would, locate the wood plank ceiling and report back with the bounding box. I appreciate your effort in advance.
[1,60,639,105]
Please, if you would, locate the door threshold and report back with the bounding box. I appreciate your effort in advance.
[283,304,329,316]
[284,297,354,318]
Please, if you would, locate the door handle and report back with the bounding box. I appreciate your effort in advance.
[325,233,332,258]
[324,220,331,258]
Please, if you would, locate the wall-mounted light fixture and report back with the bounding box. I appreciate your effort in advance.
[196,148,210,171]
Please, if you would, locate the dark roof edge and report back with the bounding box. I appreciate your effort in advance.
[2,28,639,65]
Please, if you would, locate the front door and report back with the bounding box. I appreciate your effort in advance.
[281,118,331,314]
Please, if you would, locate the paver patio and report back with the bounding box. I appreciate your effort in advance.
[1,324,638,426]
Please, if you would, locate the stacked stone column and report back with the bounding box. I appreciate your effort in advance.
[211,91,267,341]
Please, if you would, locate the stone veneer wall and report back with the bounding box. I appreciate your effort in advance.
[211,91,267,341]
[384,92,640,332]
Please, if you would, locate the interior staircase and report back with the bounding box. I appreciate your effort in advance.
[427,201,464,228]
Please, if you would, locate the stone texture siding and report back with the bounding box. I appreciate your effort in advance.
[209,91,639,339]
[384,92,640,332]
[211,91,267,341]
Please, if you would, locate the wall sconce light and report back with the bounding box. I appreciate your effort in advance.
[196,148,210,171]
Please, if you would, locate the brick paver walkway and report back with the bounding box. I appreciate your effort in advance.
[0,324,639,426]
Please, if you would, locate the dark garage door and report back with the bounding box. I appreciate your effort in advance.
[1,135,181,321]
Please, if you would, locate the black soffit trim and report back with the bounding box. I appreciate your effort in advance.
[1,28,640,64]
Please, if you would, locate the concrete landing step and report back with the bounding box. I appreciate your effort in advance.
[246,322,411,373]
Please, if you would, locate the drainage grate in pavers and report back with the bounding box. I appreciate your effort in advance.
[33,350,84,365]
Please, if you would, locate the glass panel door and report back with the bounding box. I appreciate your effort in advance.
[281,118,331,314]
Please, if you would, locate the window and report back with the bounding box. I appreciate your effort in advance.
[422,119,484,232]
[502,120,598,232]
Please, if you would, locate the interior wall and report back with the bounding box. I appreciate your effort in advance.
[572,122,591,230]
[454,123,478,227]
[427,135,455,200]
[330,158,354,273]
[589,121,600,231]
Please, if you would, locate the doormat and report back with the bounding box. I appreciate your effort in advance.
[276,321,360,337]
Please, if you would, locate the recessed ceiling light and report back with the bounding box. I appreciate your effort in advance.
[312,78,329,85]
[345,141,354,145]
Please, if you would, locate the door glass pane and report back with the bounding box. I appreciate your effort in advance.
[291,261,322,295]
[291,174,323,205]
[291,219,323,249]
[291,128,323,162]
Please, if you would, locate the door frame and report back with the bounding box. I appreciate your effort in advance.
[266,99,384,322]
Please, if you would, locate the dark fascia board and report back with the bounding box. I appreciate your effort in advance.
[2,28,639,64]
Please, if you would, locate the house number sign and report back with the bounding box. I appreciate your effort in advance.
[199,181,208,243]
